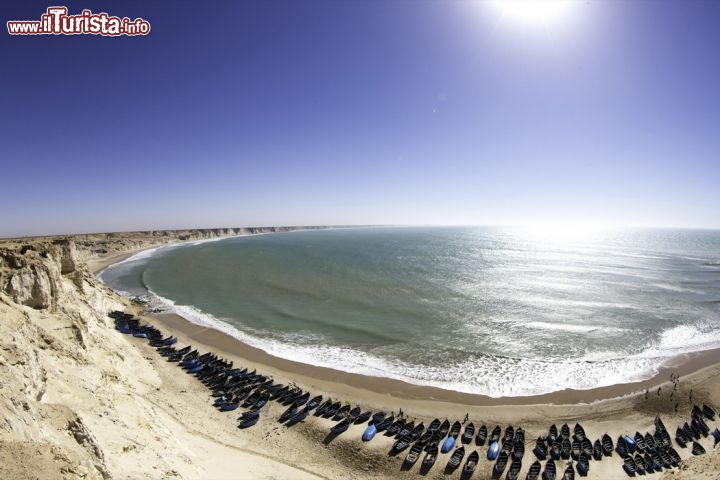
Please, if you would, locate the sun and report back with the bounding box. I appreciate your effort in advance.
[489,0,578,27]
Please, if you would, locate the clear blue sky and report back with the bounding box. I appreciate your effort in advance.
[2,1,719,237]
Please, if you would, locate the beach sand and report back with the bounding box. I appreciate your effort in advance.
[1,232,718,480]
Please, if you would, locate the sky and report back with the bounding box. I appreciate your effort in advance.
[1,0,719,237]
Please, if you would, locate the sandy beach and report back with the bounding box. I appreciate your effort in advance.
[1,230,718,480]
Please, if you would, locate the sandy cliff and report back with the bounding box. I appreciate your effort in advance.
[0,230,327,480]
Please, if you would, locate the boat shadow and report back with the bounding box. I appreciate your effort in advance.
[417,463,434,476]
[322,431,341,446]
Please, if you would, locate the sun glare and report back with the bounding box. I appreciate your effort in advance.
[489,0,578,27]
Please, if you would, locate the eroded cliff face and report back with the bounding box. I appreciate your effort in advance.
[0,227,334,480]
[0,237,190,479]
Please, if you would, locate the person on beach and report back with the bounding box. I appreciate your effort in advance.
[675,402,679,412]
[645,389,648,399]
[657,386,661,396]
[463,413,469,423]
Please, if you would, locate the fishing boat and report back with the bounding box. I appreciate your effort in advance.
[622,455,637,476]
[562,463,575,480]
[476,424,488,446]
[548,424,558,443]
[487,440,500,460]
[403,442,423,467]
[691,441,706,456]
[542,459,556,480]
[439,419,451,438]
[506,457,522,480]
[491,425,502,443]
[441,435,456,454]
[422,443,439,469]
[446,446,465,470]
[449,420,462,438]
[330,418,351,435]
[461,422,475,444]
[463,450,479,474]
[375,415,394,432]
[391,434,412,455]
[362,424,377,442]
[573,423,586,442]
[526,460,541,480]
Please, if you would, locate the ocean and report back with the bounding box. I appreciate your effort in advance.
[99,226,720,397]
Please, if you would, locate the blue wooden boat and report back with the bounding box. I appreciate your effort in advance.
[622,434,637,453]
[441,436,456,454]
[487,440,500,460]
[362,424,377,441]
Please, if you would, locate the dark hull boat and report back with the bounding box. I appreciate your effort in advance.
[622,456,636,476]
[286,406,309,426]
[354,410,372,425]
[330,418,351,435]
[375,415,394,432]
[702,404,716,420]
[526,460,541,480]
[493,450,509,478]
[476,424,488,446]
[463,450,479,475]
[506,457,522,480]
[439,419,451,438]
[449,421,462,438]
[580,438,592,457]
[573,423,586,442]
[691,441,706,456]
[560,438,571,459]
[306,395,323,410]
[410,422,425,442]
[279,404,298,423]
[548,424,558,443]
[542,459,556,480]
[503,426,515,445]
[386,418,406,437]
[403,442,423,467]
[576,453,589,477]
[571,439,581,460]
[397,421,415,439]
[491,425,502,443]
[675,428,688,448]
[634,432,646,452]
[428,418,441,433]
[391,434,412,455]
[592,439,602,461]
[560,424,570,439]
[634,454,646,475]
[533,437,547,460]
[313,399,332,416]
[601,433,613,456]
[462,422,475,444]
[446,446,465,471]
[562,464,575,480]
[238,415,259,429]
[422,443,439,470]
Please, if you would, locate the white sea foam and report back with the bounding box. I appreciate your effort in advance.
[101,227,720,398]
[140,288,720,398]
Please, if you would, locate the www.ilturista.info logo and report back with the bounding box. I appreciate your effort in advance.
[7,7,150,36]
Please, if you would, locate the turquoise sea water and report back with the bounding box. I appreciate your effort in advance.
[100,227,720,397]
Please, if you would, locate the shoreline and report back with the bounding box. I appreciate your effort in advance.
[151,311,720,407]
[94,240,720,407]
